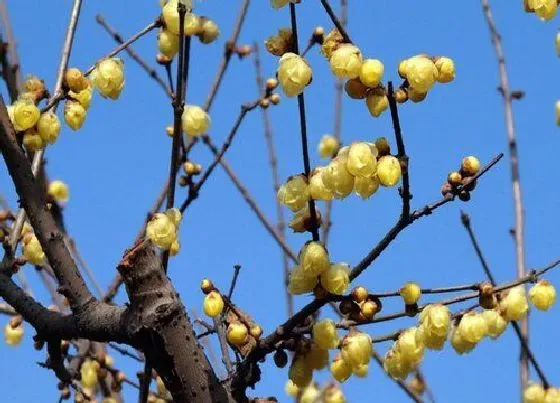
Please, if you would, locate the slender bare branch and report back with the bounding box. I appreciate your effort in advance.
[318,0,352,43]
[0,0,23,98]
[480,0,528,391]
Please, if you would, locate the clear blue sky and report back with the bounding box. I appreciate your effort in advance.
[1,1,559,402]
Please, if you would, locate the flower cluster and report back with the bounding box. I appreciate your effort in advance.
[384,327,425,379]
[397,55,455,102]
[441,155,481,201]
[145,208,182,252]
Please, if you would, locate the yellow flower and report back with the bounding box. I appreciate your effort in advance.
[457,312,487,344]
[158,29,180,58]
[162,0,194,35]
[4,322,24,346]
[270,0,296,9]
[284,380,299,397]
[500,286,529,321]
[165,207,182,226]
[318,134,340,159]
[12,98,40,131]
[227,323,248,346]
[376,155,401,186]
[417,304,450,350]
[405,56,438,93]
[341,331,372,369]
[395,327,425,364]
[183,13,201,36]
[277,53,312,97]
[309,168,334,201]
[359,59,384,87]
[22,129,44,152]
[320,263,350,295]
[546,388,560,403]
[347,142,377,177]
[300,384,321,403]
[321,29,344,59]
[482,309,508,339]
[450,325,476,355]
[461,156,481,176]
[400,282,421,305]
[312,319,339,350]
[22,234,45,266]
[524,382,546,403]
[435,57,455,83]
[323,384,346,403]
[199,18,220,44]
[300,241,330,278]
[91,58,125,100]
[353,175,380,199]
[48,180,69,203]
[288,355,312,387]
[145,212,177,249]
[384,348,412,380]
[65,68,89,93]
[80,359,99,389]
[182,105,211,136]
[64,100,87,130]
[69,85,93,110]
[203,291,224,317]
[288,265,317,295]
[365,93,389,117]
[532,0,558,20]
[329,44,363,79]
[330,354,353,382]
[277,174,310,212]
[37,112,61,144]
[529,280,556,311]
[322,156,355,199]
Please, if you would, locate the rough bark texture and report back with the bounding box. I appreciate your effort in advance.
[118,241,231,403]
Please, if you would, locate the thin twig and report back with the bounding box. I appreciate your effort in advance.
[480,0,528,391]
[107,342,144,362]
[65,236,103,297]
[461,211,549,388]
[289,3,320,242]
[253,43,292,317]
[318,0,352,43]
[8,0,83,253]
[227,265,242,300]
[95,15,172,97]
[0,1,23,98]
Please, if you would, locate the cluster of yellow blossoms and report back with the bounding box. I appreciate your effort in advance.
[287,241,349,296]
[524,0,558,21]
[145,208,182,254]
[285,380,346,403]
[160,0,220,61]
[524,382,560,403]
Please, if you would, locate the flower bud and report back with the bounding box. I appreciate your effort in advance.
[360,301,378,320]
[344,78,368,99]
[227,322,248,346]
[198,18,220,44]
[277,53,312,97]
[529,280,556,311]
[376,156,401,187]
[288,355,312,387]
[447,171,463,186]
[400,282,421,305]
[277,174,310,212]
[533,0,557,21]
[434,57,455,83]
[330,354,352,382]
[407,87,428,103]
[146,212,177,249]
[320,29,344,59]
[300,241,330,278]
[288,265,317,295]
[65,68,89,92]
[183,13,202,36]
[365,93,389,117]
[395,88,408,103]
[375,137,390,156]
[91,58,125,100]
[482,309,508,340]
[322,156,355,199]
[284,380,299,397]
[309,168,334,201]
[405,56,438,93]
[312,319,339,350]
[37,112,61,144]
[269,93,281,105]
[162,0,194,35]
[22,129,44,152]
[354,175,380,199]
[200,278,214,294]
[182,105,211,136]
[265,28,293,56]
[318,134,340,159]
[12,98,40,131]
[157,29,180,58]
[359,59,384,88]
[203,291,224,317]
[500,286,529,321]
[461,156,481,177]
[64,100,87,131]
[321,263,350,295]
[341,331,372,369]
[48,180,69,203]
[24,75,45,94]
[22,234,45,266]
[347,142,377,177]
[4,321,24,346]
[329,44,363,79]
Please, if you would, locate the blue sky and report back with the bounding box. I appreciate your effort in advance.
[0,1,559,402]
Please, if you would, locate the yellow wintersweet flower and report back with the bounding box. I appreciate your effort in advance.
[182,105,211,136]
[91,58,125,100]
[37,112,61,144]
[277,53,312,97]
[329,44,363,79]
[146,212,177,250]
[12,98,40,131]
[48,180,69,203]
[64,101,87,131]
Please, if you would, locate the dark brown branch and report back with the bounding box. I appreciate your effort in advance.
[319,0,352,43]
[95,15,172,97]
[289,3,320,242]
[480,0,528,390]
